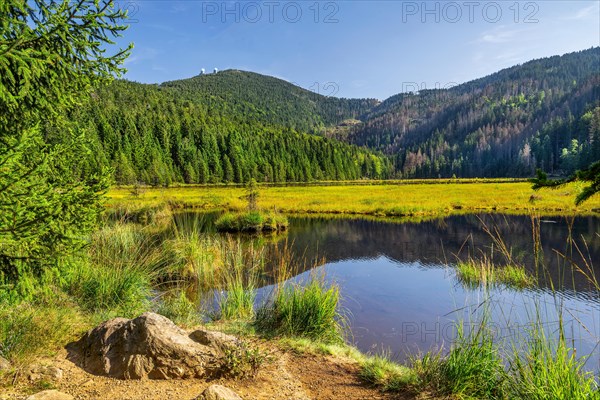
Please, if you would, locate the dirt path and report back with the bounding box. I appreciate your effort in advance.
[1,346,416,400]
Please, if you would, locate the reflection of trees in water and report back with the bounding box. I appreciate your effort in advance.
[279,215,600,294]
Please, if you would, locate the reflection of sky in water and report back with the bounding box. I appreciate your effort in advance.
[275,256,599,374]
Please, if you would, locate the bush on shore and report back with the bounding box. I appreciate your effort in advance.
[215,211,288,233]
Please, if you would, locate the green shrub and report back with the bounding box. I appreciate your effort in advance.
[219,340,269,379]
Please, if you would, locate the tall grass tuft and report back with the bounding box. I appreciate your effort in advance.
[215,239,262,320]
[255,276,344,343]
[0,297,87,365]
[155,289,201,328]
[62,223,162,316]
[412,321,505,399]
[162,214,223,289]
[507,320,600,399]
[456,257,534,289]
[217,269,256,321]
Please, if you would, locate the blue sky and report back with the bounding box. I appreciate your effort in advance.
[115,1,600,99]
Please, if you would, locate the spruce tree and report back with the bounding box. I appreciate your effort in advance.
[0,0,131,279]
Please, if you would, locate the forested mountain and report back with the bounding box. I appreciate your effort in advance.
[335,47,600,178]
[70,80,391,185]
[161,70,379,134]
[70,48,599,185]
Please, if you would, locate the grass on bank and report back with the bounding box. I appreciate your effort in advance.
[106,180,600,217]
[255,277,344,343]
[215,239,262,320]
[509,321,600,400]
[412,321,506,399]
[359,354,417,392]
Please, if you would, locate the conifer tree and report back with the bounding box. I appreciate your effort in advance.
[0,0,131,279]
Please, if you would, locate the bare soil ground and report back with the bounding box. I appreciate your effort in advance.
[0,345,417,400]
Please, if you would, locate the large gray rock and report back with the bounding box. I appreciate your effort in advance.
[73,312,220,379]
[26,390,73,400]
[199,384,243,400]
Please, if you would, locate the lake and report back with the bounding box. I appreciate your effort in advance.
[274,214,600,373]
[177,212,600,373]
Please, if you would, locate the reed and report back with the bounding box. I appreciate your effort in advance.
[255,275,344,343]
[456,257,534,289]
[215,239,263,320]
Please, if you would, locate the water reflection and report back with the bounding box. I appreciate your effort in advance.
[282,214,600,295]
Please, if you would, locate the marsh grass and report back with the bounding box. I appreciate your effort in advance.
[215,211,288,233]
[104,203,173,225]
[62,224,162,316]
[411,321,506,399]
[508,319,600,400]
[214,238,264,320]
[0,293,88,366]
[155,289,201,328]
[456,258,534,289]
[255,275,344,343]
[107,181,600,217]
[217,269,256,321]
[162,215,223,288]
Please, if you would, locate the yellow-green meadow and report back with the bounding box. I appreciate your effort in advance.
[107,180,600,217]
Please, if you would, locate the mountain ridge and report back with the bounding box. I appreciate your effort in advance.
[72,47,599,184]
[336,47,600,178]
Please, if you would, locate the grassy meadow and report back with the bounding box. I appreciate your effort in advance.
[107,180,600,217]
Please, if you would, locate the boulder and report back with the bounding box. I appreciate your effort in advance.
[189,330,240,356]
[199,384,243,400]
[72,312,219,379]
[26,390,74,400]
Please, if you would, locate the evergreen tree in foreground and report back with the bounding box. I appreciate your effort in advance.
[0,0,131,279]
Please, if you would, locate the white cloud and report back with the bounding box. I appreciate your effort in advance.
[566,3,600,20]
[124,47,159,66]
[478,26,522,44]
